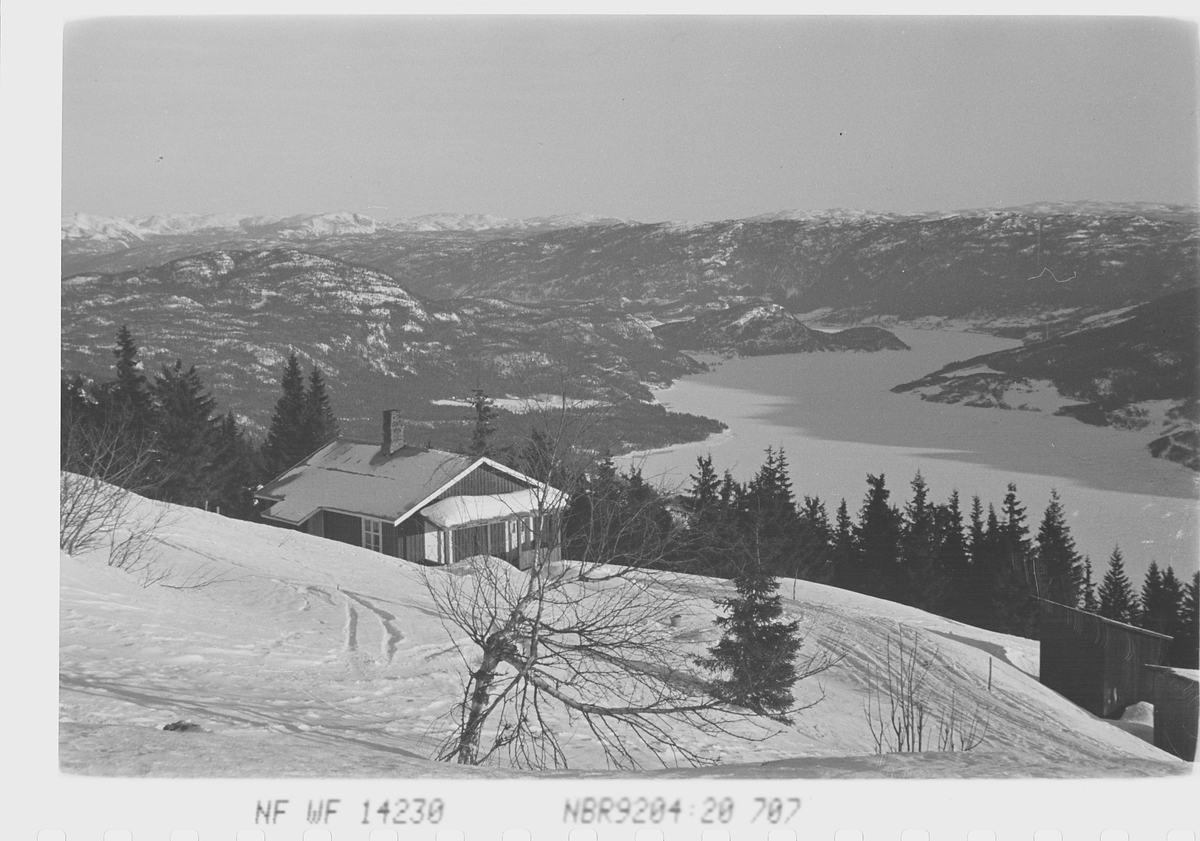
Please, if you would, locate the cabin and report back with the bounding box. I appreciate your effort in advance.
[1143,666,1198,762]
[1038,599,1172,719]
[256,411,565,569]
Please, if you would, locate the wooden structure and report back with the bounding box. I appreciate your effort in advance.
[1144,666,1198,762]
[257,411,565,570]
[1038,599,1171,719]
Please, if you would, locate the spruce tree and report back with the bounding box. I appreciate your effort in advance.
[934,490,971,623]
[519,426,562,485]
[699,551,803,722]
[678,454,731,577]
[718,470,739,510]
[467,388,498,459]
[1183,572,1199,629]
[1140,562,1183,638]
[1161,566,1184,637]
[900,472,942,613]
[1035,489,1085,607]
[684,454,721,518]
[1081,556,1099,612]
[742,448,801,578]
[209,412,262,519]
[854,474,903,599]
[961,495,991,627]
[150,359,220,507]
[1097,547,1139,624]
[999,483,1034,588]
[975,502,1037,637]
[995,485,1039,637]
[795,496,834,584]
[831,498,862,593]
[304,367,339,452]
[1172,572,1200,668]
[1138,561,1166,631]
[111,324,153,426]
[261,353,308,478]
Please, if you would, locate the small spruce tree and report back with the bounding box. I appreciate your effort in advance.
[699,549,803,722]
[684,454,721,518]
[467,388,498,459]
[1081,556,1099,612]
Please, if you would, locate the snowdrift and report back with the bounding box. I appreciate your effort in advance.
[59,492,1189,777]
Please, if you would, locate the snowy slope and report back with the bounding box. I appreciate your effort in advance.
[60,493,1189,778]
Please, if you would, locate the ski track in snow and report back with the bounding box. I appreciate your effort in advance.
[341,589,405,663]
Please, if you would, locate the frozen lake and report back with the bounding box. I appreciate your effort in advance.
[628,327,1199,585]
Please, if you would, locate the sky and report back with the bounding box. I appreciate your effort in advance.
[61,14,1199,222]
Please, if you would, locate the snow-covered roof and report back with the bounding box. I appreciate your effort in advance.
[257,440,479,525]
[420,488,566,529]
[1144,665,1200,683]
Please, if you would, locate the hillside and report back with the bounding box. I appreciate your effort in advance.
[60,248,719,449]
[60,489,1188,778]
[60,205,1199,454]
[653,303,910,356]
[891,289,1200,468]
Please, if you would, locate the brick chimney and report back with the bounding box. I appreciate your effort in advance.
[381,410,405,455]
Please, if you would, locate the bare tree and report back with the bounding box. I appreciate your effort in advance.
[424,397,835,770]
[60,404,160,557]
[60,401,185,587]
[863,625,990,755]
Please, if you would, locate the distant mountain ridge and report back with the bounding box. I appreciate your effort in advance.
[63,203,1199,334]
[61,210,632,244]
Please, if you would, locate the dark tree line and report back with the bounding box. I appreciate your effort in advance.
[62,327,340,522]
[665,450,1197,664]
[547,444,1196,668]
[1094,547,1199,667]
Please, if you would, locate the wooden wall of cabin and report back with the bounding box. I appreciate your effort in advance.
[1102,632,1166,717]
[1039,601,1171,719]
[1040,630,1105,716]
[323,511,363,548]
[1147,666,1198,761]
[397,516,430,563]
[308,511,430,561]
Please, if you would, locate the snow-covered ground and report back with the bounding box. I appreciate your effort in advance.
[60,492,1190,778]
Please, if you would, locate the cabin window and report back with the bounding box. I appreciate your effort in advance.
[362,518,383,553]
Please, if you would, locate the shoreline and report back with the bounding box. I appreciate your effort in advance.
[621,327,1198,581]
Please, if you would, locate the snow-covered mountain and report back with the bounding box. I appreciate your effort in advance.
[387,212,629,232]
[653,302,910,356]
[59,203,1198,458]
[61,210,630,244]
[59,487,1189,777]
[60,247,717,447]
